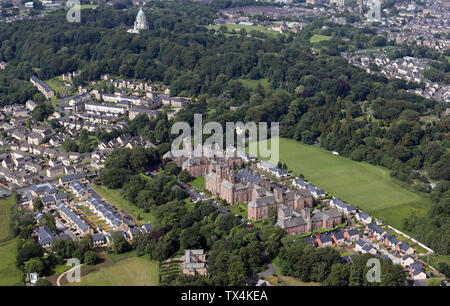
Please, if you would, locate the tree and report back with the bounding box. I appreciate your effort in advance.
[33,197,43,211]
[165,161,180,176]
[178,169,192,183]
[111,231,130,254]
[180,227,204,250]
[84,250,98,265]
[42,213,57,233]
[17,241,43,267]
[35,278,53,286]
[323,263,350,286]
[269,206,277,225]
[24,258,45,275]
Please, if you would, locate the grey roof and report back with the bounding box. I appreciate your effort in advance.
[399,243,411,251]
[356,239,366,248]
[402,254,413,261]
[413,269,425,276]
[332,231,345,241]
[142,223,152,231]
[57,201,90,232]
[362,244,374,252]
[318,235,333,243]
[236,169,261,184]
[346,228,360,237]
[357,211,370,220]
[60,173,86,183]
[92,233,106,242]
[31,183,57,194]
[31,75,52,92]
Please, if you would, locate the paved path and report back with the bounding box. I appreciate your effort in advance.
[56,264,83,286]
[257,261,288,286]
[361,237,401,264]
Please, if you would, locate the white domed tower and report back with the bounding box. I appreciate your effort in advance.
[127,7,149,34]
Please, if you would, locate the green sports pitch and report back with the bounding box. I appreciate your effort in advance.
[252,137,432,231]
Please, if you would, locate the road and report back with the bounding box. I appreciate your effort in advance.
[179,181,235,216]
[361,237,401,265]
[56,263,84,286]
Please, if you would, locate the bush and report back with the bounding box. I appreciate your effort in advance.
[35,278,53,286]
[84,251,98,265]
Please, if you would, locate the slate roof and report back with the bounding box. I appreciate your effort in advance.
[346,228,360,237]
[60,173,86,183]
[332,231,345,241]
[57,201,90,232]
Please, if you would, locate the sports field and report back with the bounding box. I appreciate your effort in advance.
[253,137,432,231]
[310,34,332,43]
[0,240,23,286]
[0,196,15,242]
[66,256,159,286]
[0,197,22,286]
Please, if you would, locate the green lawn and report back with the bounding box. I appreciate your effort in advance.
[310,34,332,43]
[0,240,22,286]
[190,176,205,191]
[228,203,248,219]
[66,256,159,286]
[92,185,155,226]
[252,137,432,231]
[207,24,279,37]
[45,76,67,95]
[80,4,98,9]
[446,56,450,64]
[428,254,450,267]
[236,78,270,90]
[0,196,15,242]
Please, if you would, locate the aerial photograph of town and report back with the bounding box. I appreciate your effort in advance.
[0,0,448,300]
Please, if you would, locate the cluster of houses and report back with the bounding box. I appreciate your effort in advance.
[27,173,153,254]
[0,109,91,189]
[383,1,450,52]
[163,144,345,235]
[342,52,450,103]
[304,228,360,248]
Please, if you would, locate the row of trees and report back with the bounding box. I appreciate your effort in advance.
[278,236,406,286]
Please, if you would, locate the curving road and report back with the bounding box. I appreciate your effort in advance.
[56,264,84,286]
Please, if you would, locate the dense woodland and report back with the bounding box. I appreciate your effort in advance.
[0,0,449,277]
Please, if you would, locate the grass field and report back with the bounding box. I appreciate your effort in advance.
[66,256,159,286]
[252,137,432,231]
[45,76,67,95]
[0,240,23,286]
[0,197,22,286]
[310,34,332,43]
[446,56,450,64]
[80,4,98,9]
[207,24,279,37]
[92,185,155,226]
[236,78,270,90]
[0,196,15,242]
